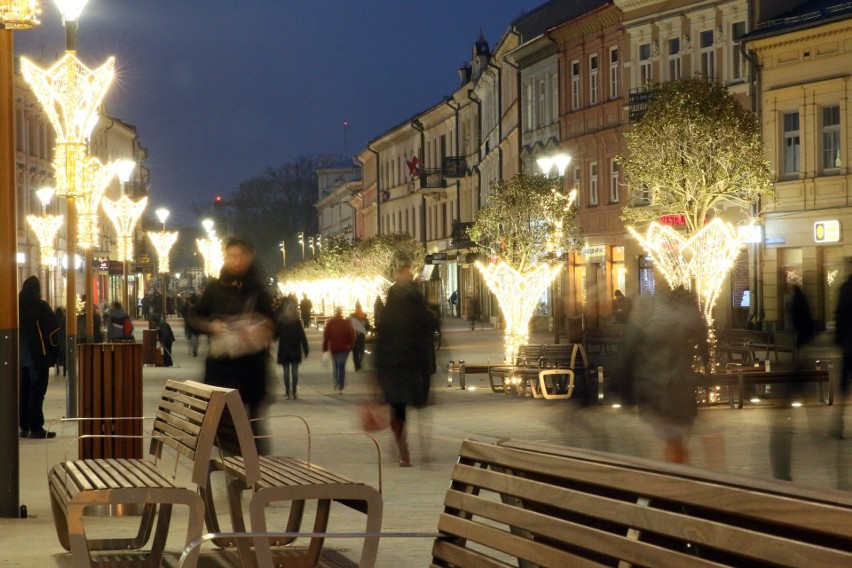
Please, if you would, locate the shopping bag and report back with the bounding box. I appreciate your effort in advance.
[359,401,389,432]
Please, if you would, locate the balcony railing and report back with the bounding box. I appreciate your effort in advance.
[419,168,445,190]
[442,156,466,178]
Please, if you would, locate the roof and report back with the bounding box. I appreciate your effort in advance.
[745,0,852,41]
[512,0,610,40]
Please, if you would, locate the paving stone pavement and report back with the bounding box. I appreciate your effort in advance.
[2,316,851,566]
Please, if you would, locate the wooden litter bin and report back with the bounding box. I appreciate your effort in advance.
[77,343,143,460]
[142,328,158,366]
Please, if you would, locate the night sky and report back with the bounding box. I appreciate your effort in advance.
[14,0,543,226]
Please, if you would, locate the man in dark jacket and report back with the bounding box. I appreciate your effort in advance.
[833,275,852,438]
[375,264,435,466]
[19,276,60,438]
[188,236,275,436]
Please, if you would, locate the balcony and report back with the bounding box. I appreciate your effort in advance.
[628,85,658,123]
[442,156,467,178]
[419,168,446,190]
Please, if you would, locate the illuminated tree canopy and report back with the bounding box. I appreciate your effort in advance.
[467,173,583,273]
[619,78,775,236]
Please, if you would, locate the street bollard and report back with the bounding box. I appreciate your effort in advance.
[447,361,454,388]
[459,360,466,390]
[597,366,604,403]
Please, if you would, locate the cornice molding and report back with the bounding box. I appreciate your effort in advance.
[550,7,623,45]
[749,23,852,52]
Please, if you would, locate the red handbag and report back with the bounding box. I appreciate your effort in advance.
[359,402,389,432]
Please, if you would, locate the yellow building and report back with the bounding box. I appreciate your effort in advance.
[745,2,852,331]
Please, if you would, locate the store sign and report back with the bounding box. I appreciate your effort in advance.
[765,236,786,245]
[581,245,606,257]
[108,260,124,275]
[658,214,686,226]
[814,220,841,243]
[426,252,452,265]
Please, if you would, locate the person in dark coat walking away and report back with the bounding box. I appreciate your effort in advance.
[299,293,313,329]
[375,264,435,466]
[349,301,370,371]
[622,285,708,463]
[188,236,276,450]
[157,315,176,367]
[19,276,61,438]
[468,293,481,330]
[54,306,66,377]
[108,301,134,342]
[323,307,355,393]
[277,301,309,399]
[833,274,852,439]
[182,293,200,356]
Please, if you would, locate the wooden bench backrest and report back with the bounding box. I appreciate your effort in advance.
[150,380,260,487]
[433,439,852,568]
[718,329,771,344]
[515,344,544,366]
[541,343,589,371]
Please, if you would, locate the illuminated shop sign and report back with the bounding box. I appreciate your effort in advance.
[814,220,840,243]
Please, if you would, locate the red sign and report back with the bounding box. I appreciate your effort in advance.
[659,214,686,226]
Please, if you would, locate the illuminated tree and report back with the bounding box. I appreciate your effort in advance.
[619,78,775,234]
[467,173,582,360]
[619,78,776,352]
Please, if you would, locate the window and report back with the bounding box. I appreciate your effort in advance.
[551,74,559,120]
[610,159,619,203]
[700,29,715,80]
[783,111,800,175]
[731,21,746,81]
[589,54,599,104]
[823,105,841,170]
[609,47,619,99]
[573,166,582,207]
[524,82,533,131]
[538,78,546,126]
[668,37,681,80]
[639,43,652,85]
[571,60,581,110]
[589,162,599,206]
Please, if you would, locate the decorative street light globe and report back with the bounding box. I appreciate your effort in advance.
[0,0,39,29]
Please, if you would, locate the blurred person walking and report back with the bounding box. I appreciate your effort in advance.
[834,274,852,439]
[54,306,66,377]
[769,282,815,480]
[375,264,435,466]
[349,301,370,371]
[188,236,275,449]
[323,307,355,393]
[277,301,309,399]
[182,293,200,356]
[622,285,708,464]
[107,301,134,342]
[157,315,176,367]
[19,276,61,439]
[299,293,313,329]
[468,293,481,330]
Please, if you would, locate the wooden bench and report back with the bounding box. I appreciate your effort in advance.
[583,325,625,355]
[204,413,384,567]
[488,344,596,401]
[706,366,832,408]
[431,439,852,567]
[487,344,546,394]
[715,329,774,363]
[47,380,258,568]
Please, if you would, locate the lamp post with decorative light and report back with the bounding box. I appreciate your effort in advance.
[148,208,178,319]
[25,187,64,307]
[21,0,117,416]
[102,161,146,315]
[0,0,39,520]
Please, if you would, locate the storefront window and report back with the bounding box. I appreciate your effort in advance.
[822,246,843,330]
[611,246,625,295]
[779,248,802,331]
[638,255,655,295]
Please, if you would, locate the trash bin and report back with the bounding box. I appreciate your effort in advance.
[142,328,158,366]
[77,343,143,460]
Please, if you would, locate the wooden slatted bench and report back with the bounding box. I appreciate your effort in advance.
[706,366,832,408]
[583,325,625,355]
[716,329,773,363]
[446,361,497,390]
[47,380,258,568]
[204,414,384,568]
[431,439,852,567]
[487,344,546,394]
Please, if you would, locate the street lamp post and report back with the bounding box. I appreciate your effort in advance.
[102,160,145,315]
[298,231,305,259]
[149,208,177,319]
[21,0,117,415]
[0,0,39,520]
[537,152,572,344]
[26,187,64,307]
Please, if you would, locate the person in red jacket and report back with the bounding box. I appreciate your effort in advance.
[323,307,356,393]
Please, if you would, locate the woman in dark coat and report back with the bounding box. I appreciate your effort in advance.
[375,264,434,466]
[188,236,275,421]
[277,301,309,399]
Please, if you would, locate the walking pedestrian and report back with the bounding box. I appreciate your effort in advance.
[449,290,458,317]
[54,306,66,377]
[833,274,852,439]
[19,276,61,439]
[277,301,309,399]
[107,301,134,342]
[375,264,435,466]
[299,293,313,329]
[157,315,176,367]
[182,293,200,356]
[622,285,708,463]
[188,235,276,451]
[349,301,370,371]
[468,293,481,330]
[322,307,355,393]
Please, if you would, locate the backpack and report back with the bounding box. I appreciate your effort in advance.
[123,315,134,337]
